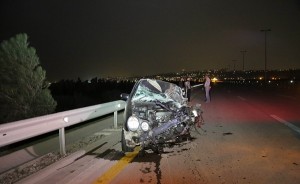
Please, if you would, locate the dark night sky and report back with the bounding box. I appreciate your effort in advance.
[1,0,300,81]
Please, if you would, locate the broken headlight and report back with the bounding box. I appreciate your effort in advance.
[141,121,150,131]
[127,116,139,131]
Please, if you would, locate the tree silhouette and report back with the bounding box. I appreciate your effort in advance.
[0,33,57,123]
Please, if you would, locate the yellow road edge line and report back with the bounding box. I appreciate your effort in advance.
[92,147,140,184]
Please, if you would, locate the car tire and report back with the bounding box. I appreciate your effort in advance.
[121,129,134,153]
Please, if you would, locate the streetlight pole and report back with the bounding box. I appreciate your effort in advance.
[240,50,247,71]
[232,60,237,71]
[260,29,271,83]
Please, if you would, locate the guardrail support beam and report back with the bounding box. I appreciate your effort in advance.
[59,128,66,155]
[114,111,118,128]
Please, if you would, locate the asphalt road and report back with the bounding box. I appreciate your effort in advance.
[18,85,300,184]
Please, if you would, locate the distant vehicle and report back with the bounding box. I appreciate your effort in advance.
[120,79,203,154]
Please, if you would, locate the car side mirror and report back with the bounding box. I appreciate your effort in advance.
[120,93,129,101]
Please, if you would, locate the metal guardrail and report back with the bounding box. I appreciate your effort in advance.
[0,100,126,155]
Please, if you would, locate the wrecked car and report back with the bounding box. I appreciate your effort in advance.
[121,79,203,153]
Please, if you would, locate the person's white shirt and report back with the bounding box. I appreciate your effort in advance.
[184,80,191,89]
[204,77,210,87]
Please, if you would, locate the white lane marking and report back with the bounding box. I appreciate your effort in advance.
[270,114,300,135]
[237,96,246,101]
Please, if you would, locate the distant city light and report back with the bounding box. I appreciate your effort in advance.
[212,77,218,83]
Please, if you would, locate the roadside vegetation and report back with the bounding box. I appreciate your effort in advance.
[0,34,57,124]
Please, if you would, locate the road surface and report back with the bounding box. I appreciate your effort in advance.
[17,85,300,184]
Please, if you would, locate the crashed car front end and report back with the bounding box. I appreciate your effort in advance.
[121,79,202,153]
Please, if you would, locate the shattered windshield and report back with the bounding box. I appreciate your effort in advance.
[132,79,187,105]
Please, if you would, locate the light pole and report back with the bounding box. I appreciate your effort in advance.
[232,60,237,71]
[260,29,271,83]
[240,50,247,71]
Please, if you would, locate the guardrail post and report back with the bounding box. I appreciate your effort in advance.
[59,128,66,155]
[114,111,118,129]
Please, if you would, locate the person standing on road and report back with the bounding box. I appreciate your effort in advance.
[184,77,191,102]
[179,77,184,88]
[204,75,211,103]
